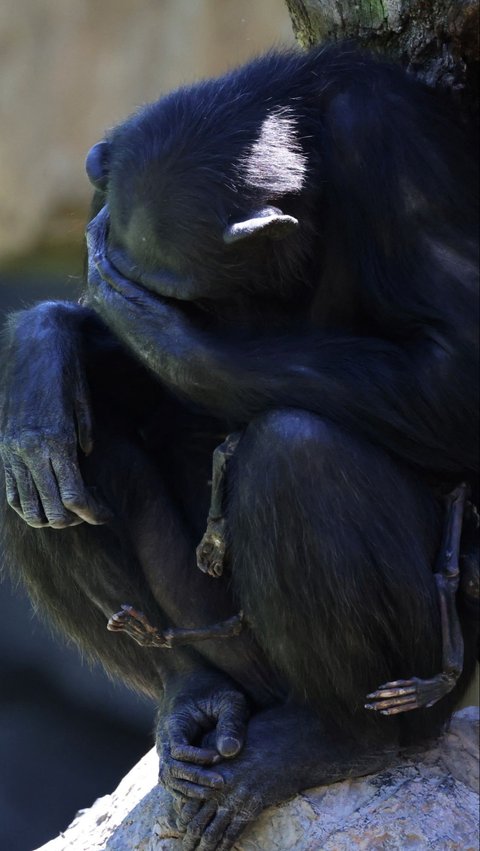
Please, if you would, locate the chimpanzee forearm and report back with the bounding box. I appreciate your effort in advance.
[0,301,104,526]
[86,268,477,474]
[0,300,164,527]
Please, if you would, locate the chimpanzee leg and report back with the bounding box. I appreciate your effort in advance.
[227,408,476,739]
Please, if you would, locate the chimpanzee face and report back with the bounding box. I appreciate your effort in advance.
[84,78,308,303]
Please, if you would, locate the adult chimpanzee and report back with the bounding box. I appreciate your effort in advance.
[0,45,478,851]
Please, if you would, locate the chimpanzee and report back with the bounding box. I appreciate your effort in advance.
[0,45,478,851]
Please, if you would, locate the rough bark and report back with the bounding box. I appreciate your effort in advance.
[284,0,479,115]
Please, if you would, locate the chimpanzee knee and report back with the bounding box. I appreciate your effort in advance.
[245,407,333,452]
[236,407,336,489]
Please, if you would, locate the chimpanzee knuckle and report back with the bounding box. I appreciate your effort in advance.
[46,434,77,458]
[0,435,25,459]
[7,430,72,461]
[9,431,45,456]
[217,690,247,714]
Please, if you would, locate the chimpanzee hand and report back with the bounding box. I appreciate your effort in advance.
[156,675,248,804]
[171,705,311,851]
[84,207,226,408]
[0,302,111,528]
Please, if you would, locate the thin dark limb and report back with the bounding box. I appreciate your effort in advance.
[196,432,242,578]
[460,500,480,613]
[108,604,244,648]
[366,483,468,715]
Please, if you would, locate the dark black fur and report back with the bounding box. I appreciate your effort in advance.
[0,45,478,851]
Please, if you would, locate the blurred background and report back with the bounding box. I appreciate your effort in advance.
[0,3,294,849]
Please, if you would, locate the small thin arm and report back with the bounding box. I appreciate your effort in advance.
[196,432,242,578]
[366,483,468,715]
[107,604,243,648]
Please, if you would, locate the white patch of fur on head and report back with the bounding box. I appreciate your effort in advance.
[241,108,307,197]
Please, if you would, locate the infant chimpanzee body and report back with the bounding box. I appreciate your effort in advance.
[0,45,478,851]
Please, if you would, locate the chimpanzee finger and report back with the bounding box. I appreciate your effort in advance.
[167,713,220,766]
[170,762,224,790]
[74,396,94,456]
[170,743,221,766]
[175,798,202,829]
[214,694,247,758]
[3,463,22,513]
[167,777,216,801]
[51,456,112,524]
[181,800,218,851]
[11,459,49,527]
[196,806,232,851]
[95,253,154,305]
[30,459,83,528]
[216,812,253,851]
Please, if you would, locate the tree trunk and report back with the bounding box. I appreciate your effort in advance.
[284,0,478,116]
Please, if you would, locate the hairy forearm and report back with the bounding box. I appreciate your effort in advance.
[0,301,91,431]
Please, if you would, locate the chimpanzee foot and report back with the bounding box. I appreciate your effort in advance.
[107,604,166,647]
[365,672,457,715]
[196,517,227,577]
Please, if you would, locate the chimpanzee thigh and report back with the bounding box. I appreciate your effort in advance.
[227,408,474,741]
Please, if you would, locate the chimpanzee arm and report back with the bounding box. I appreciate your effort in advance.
[0,300,162,527]
[0,302,106,527]
[86,264,478,475]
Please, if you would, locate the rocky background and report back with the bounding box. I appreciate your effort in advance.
[0,4,294,851]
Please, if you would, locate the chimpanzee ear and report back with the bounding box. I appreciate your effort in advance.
[223,206,299,244]
[85,141,110,192]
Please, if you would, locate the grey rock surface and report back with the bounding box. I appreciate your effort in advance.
[36,706,479,851]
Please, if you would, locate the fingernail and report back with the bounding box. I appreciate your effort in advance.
[218,736,240,757]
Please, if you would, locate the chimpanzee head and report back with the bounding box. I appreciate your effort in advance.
[85,52,323,304]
